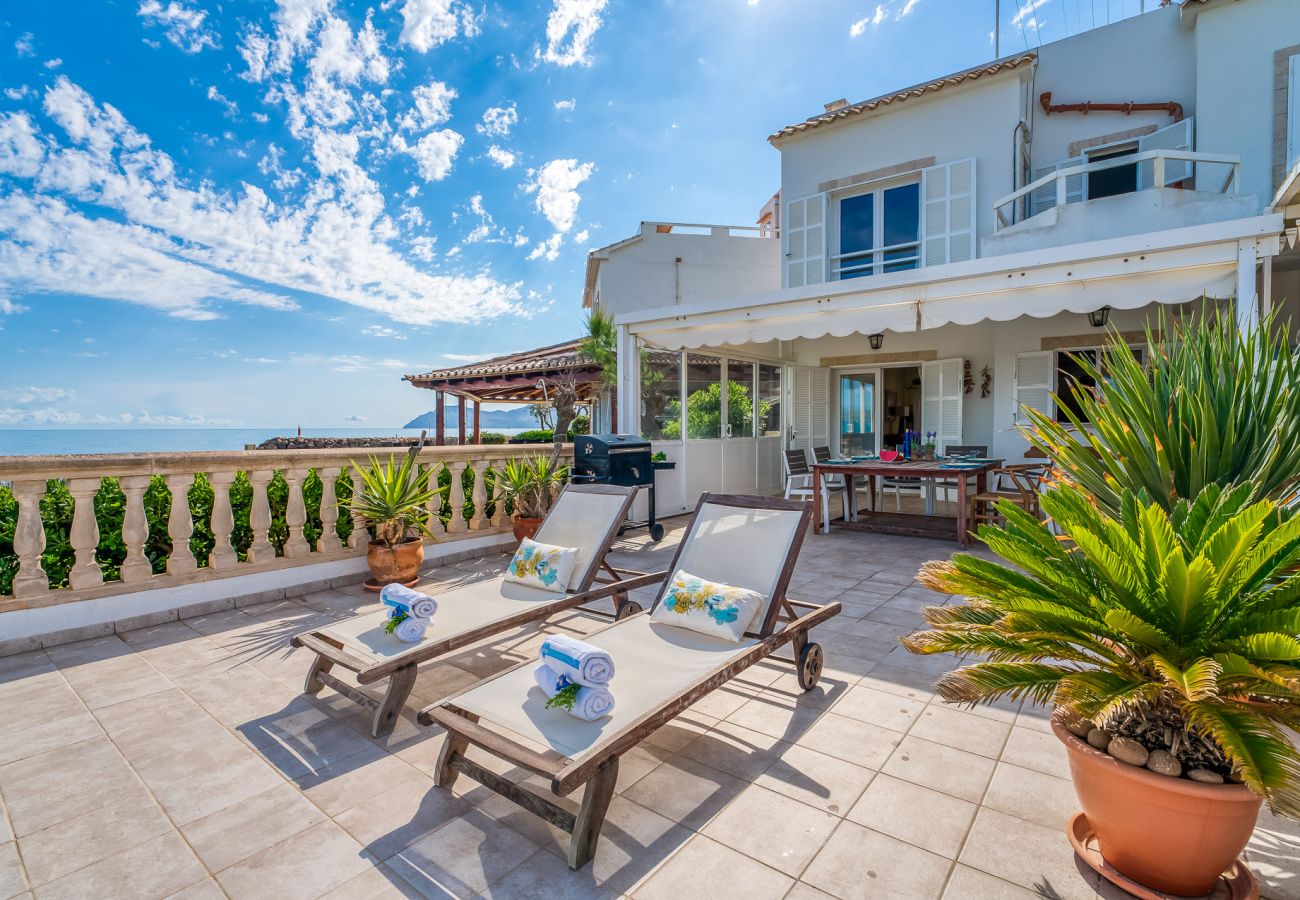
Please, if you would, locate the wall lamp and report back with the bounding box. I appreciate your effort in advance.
[867,333,885,350]
[1087,306,1111,328]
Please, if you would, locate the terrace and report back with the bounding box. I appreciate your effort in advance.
[2,515,1300,899]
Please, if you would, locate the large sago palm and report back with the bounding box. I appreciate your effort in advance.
[903,484,1300,815]
[1026,308,1300,517]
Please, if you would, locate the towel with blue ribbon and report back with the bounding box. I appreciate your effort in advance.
[380,583,439,643]
[535,635,615,720]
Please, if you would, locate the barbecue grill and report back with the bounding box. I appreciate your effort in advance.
[572,434,664,541]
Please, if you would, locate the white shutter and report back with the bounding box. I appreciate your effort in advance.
[1014,351,1056,425]
[791,367,829,451]
[1031,157,1086,215]
[1290,57,1300,171]
[1029,164,1057,217]
[1138,118,1193,189]
[783,193,827,288]
[921,158,976,267]
[921,358,964,452]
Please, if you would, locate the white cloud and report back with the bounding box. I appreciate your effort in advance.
[897,0,922,17]
[405,128,464,181]
[573,228,589,245]
[0,386,74,404]
[399,0,466,53]
[0,407,83,425]
[14,33,35,58]
[345,414,368,421]
[442,351,514,362]
[486,146,517,169]
[525,158,594,233]
[849,5,887,36]
[4,86,32,101]
[553,98,576,112]
[137,0,219,53]
[477,104,517,138]
[362,324,407,339]
[329,355,414,373]
[401,81,456,130]
[43,58,63,70]
[207,85,239,118]
[527,232,563,261]
[540,0,608,67]
[0,78,522,326]
[1011,0,1050,26]
[0,297,29,315]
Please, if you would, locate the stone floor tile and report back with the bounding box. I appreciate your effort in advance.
[0,712,102,767]
[958,807,1099,900]
[0,649,54,683]
[981,762,1079,832]
[481,847,618,900]
[785,882,839,900]
[0,675,86,739]
[0,842,27,899]
[319,864,426,899]
[796,712,904,770]
[215,819,373,898]
[754,744,875,816]
[0,736,148,837]
[385,809,540,898]
[112,716,252,788]
[333,777,472,861]
[846,774,976,859]
[543,796,691,896]
[855,662,938,702]
[941,863,1043,899]
[801,820,952,900]
[293,745,421,816]
[622,756,746,830]
[702,784,839,877]
[642,712,717,753]
[181,782,327,872]
[999,725,1071,780]
[17,797,171,886]
[0,804,10,845]
[830,685,927,732]
[91,687,210,736]
[61,659,174,711]
[680,721,792,781]
[881,735,997,804]
[908,703,1012,760]
[35,831,207,900]
[632,834,794,900]
[150,751,285,825]
[164,877,229,899]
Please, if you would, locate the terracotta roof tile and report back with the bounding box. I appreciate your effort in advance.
[404,338,590,382]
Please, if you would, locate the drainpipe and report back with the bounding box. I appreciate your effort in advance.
[675,257,683,304]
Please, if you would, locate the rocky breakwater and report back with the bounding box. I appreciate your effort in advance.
[254,436,437,450]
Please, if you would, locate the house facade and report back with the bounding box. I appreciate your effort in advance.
[591,0,1299,516]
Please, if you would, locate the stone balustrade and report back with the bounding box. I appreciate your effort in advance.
[0,444,570,614]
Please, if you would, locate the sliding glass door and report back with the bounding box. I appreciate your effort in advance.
[839,371,877,456]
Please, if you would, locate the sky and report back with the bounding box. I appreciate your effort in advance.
[0,0,1151,429]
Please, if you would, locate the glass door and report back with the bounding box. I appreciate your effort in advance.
[839,371,877,456]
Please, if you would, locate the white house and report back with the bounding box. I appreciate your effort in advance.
[592,0,1299,515]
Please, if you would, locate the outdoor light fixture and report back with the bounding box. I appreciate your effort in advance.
[1087,306,1111,328]
[868,333,885,350]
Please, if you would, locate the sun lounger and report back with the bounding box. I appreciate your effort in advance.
[291,483,650,737]
[417,493,841,869]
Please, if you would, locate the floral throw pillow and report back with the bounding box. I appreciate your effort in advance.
[649,569,766,642]
[503,538,579,594]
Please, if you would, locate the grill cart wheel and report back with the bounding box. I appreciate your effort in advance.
[649,523,665,542]
[615,600,643,621]
[797,641,824,691]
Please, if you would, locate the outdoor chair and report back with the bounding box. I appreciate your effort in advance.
[933,444,989,509]
[783,448,847,527]
[418,494,841,870]
[969,462,1047,529]
[290,483,645,737]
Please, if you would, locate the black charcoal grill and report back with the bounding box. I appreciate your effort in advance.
[572,434,664,541]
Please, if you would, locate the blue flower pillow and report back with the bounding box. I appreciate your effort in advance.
[650,569,766,642]
[504,538,579,594]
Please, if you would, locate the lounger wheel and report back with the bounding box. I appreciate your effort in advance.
[615,600,643,621]
[797,641,824,691]
[649,523,664,542]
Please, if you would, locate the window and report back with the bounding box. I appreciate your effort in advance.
[1054,346,1146,423]
[672,354,722,440]
[757,364,782,437]
[640,349,681,440]
[726,360,756,438]
[1086,145,1138,200]
[833,181,920,280]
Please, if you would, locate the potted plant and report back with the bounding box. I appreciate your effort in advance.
[498,454,566,541]
[921,432,937,461]
[349,452,442,590]
[903,485,1300,896]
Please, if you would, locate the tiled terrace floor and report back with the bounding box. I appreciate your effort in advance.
[2,519,1299,899]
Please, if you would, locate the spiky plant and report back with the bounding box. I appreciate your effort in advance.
[1025,308,1300,517]
[499,454,567,519]
[579,303,619,388]
[903,484,1300,816]
[348,453,442,547]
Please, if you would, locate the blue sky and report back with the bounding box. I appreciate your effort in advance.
[0,0,1148,428]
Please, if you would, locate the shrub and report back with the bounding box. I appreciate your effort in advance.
[511,429,556,443]
[479,432,508,444]
[569,414,591,436]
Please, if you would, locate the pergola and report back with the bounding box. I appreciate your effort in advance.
[403,339,606,445]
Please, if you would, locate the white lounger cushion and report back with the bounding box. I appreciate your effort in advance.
[453,614,759,760]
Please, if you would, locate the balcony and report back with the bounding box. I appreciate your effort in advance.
[986,150,1258,257]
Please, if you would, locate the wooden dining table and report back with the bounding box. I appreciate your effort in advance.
[811,457,1004,548]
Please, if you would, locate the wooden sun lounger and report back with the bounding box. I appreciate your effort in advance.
[291,483,646,737]
[416,494,841,869]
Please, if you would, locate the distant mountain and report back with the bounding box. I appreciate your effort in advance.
[403,406,538,430]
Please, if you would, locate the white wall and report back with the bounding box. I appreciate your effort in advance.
[1194,0,1300,205]
[593,225,781,318]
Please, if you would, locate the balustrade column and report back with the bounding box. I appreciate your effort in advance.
[446,460,469,535]
[11,480,49,599]
[490,463,509,528]
[348,465,367,549]
[247,470,275,562]
[469,460,489,531]
[424,464,446,540]
[68,478,104,590]
[283,467,311,559]
[317,467,343,553]
[118,475,154,583]
[165,473,198,574]
[208,471,238,570]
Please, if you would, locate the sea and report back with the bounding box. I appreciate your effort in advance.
[0,427,527,457]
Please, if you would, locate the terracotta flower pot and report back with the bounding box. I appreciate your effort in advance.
[1052,714,1262,896]
[366,539,424,588]
[512,515,543,541]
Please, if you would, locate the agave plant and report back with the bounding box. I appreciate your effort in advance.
[498,454,567,519]
[348,453,442,547]
[903,483,1300,815]
[1025,308,1300,517]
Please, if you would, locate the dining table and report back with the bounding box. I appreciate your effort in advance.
[811,456,1004,548]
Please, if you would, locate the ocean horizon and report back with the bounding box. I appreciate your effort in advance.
[0,426,529,457]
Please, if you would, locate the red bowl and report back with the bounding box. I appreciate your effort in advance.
[879,450,900,462]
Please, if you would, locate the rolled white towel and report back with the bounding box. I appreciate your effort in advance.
[392,616,428,644]
[538,634,614,687]
[533,664,615,721]
[381,584,438,620]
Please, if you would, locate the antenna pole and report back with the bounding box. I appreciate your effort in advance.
[995,0,1001,57]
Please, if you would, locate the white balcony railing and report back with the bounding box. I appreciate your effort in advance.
[993,149,1241,231]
